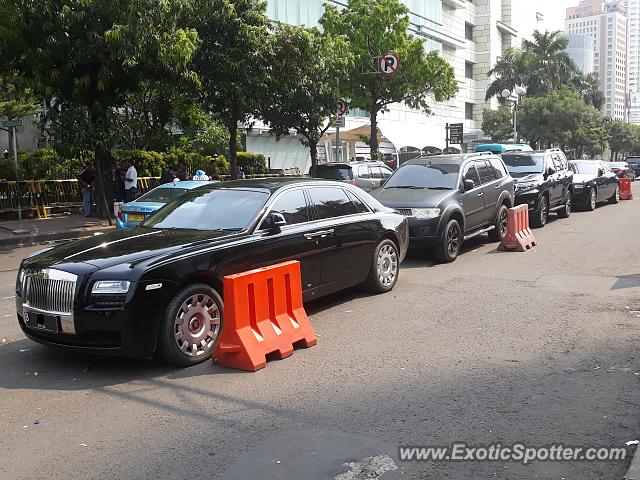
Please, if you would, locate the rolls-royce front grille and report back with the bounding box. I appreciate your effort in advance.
[24,276,76,315]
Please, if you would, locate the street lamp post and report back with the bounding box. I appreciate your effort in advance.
[501,86,527,144]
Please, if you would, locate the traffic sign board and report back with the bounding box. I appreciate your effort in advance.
[448,123,464,145]
[331,117,346,128]
[378,52,400,77]
[337,99,349,116]
[1,119,24,128]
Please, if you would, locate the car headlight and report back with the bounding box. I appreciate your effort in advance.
[16,267,25,290]
[412,208,441,219]
[91,280,131,294]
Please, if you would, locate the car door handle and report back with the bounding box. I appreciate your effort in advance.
[477,192,484,197]
[305,229,335,240]
[494,185,501,190]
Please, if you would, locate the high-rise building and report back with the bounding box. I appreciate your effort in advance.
[564,0,628,121]
[243,0,544,172]
[627,0,640,124]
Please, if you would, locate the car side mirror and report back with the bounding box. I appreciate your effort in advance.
[262,212,286,232]
[463,179,475,191]
[597,169,604,177]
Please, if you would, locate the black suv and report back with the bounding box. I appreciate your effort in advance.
[502,149,573,228]
[372,153,515,262]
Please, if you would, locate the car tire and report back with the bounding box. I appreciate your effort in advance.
[531,195,549,228]
[587,188,597,211]
[557,191,572,218]
[609,185,620,204]
[366,239,400,294]
[488,204,509,242]
[157,283,224,367]
[434,218,462,263]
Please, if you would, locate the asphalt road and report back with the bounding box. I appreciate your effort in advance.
[1,188,639,479]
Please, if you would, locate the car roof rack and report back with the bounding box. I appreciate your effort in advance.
[463,151,495,159]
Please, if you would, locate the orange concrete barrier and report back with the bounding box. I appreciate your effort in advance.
[498,204,537,252]
[620,178,633,200]
[212,261,317,371]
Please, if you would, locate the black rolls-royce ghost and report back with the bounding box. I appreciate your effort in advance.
[16,179,409,366]
[568,160,620,210]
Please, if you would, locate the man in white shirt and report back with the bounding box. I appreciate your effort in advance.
[124,160,138,202]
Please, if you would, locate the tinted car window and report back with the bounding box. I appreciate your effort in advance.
[357,165,370,179]
[136,187,186,204]
[267,189,309,226]
[346,190,370,213]
[385,163,461,190]
[312,165,353,181]
[489,158,506,179]
[308,187,358,220]
[476,161,495,184]
[502,154,545,174]
[463,163,481,186]
[144,189,269,231]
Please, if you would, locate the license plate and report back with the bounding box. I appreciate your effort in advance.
[127,213,145,222]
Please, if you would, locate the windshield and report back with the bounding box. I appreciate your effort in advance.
[143,189,269,231]
[571,162,597,175]
[502,154,545,174]
[312,166,353,180]
[384,163,460,190]
[136,187,187,204]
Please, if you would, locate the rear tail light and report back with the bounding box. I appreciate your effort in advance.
[117,209,123,220]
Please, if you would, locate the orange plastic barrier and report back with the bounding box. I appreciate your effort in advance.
[212,261,317,371]
[498,204,537,252]
[620,178,633,200]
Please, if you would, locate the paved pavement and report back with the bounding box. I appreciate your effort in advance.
[0,187,639,479]
[0,214,114,248]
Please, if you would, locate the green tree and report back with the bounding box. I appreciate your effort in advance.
[485,49,533,101]
[523,30,575,95]
[607,121,637,160]
[481,107,513,142]
[190,0,271,179]
[571,72,605,110]
[321,0,457,159]
[261,24,352,167]
[4,0,198,217]
[0,72,40,156]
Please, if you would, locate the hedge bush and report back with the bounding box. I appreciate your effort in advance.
[236,151,268,175]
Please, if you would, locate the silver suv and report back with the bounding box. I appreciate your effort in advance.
[310,162,394,192]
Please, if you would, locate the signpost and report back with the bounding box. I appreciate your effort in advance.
[333,96,349,162]
[2,119,28,233]
[378,52,400,77]
[449,123,464,145]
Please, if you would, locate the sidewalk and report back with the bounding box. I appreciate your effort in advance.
[0,214,115,247]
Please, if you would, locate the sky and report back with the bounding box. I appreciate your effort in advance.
[544,0,579,31]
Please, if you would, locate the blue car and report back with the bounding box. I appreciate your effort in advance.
[116,180,217,229]
[475,143,533,154]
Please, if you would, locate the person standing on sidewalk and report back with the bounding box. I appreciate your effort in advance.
[78,162,96,217]
[124,160,138,203]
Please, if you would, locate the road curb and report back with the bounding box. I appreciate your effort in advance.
[626,445,640,480]
[0,226,114,248]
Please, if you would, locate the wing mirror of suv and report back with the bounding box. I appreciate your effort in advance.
[262,212,287,232]
[597,169,604,177]
[545,167,556,178]
[463,179,475,191]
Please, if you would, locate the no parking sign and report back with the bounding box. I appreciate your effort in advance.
[378,52,400,77]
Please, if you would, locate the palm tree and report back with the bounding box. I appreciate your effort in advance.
[523,30,575,94]
[485,48,532,101]
[571,71,605,110]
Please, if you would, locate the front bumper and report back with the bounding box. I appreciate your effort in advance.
[406,216,442,247]
[572,186,591,204]
[16,279,180,359]
[514,189,541,211]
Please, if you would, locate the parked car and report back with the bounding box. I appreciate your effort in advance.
[309,162,394,192]
[609,161,636,181]
[568,160,619,210]
[501,149,573,228]
[116,180,217,229]
[371,152,514,263]
[16,179,408,366]
[474,143,533,154]
[626,156,640,176]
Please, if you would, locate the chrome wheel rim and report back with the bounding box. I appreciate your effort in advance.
[174,294,221,357]
[447,223,461,257]
[498,208,508,237]
[590,190,596,209]
[540,198,548,225]
[377,244,398,287]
